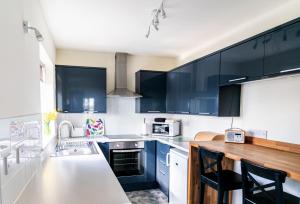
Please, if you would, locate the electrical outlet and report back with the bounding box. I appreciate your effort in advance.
[246,129,268,139]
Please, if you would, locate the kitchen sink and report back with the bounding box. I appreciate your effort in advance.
[51,141,98,157]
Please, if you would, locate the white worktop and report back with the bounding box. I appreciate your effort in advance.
[63,135,191,153]
[15,143,130,204]
[15,135,191,204]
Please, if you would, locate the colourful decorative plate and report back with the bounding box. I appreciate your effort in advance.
[85,118,104,137]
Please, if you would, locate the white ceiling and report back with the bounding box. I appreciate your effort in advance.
[40,0,295,57]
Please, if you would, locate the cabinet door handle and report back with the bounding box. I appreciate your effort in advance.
[181,111,189,114]
[147,111,161,113]
[159,159,166,165]
[160,151,165,155]
[199,112,211,115]
[228,77,247,82]
[63,111,69,113]
[159,170,166,175]
[280,68,300,73]
[166,153,170,167]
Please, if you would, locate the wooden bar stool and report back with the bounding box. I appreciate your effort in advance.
[240,159,300,204]
[198,147,243,204]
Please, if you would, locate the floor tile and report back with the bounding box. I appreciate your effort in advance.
[126,189,168,204]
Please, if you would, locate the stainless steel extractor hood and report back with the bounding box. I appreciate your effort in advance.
[107,53,142,98]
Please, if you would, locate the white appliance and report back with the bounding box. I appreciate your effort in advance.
[225,128,245,143]
[151,120,180,137]
[169,148,188,204]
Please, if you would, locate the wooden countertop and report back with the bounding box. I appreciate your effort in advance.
[190,141,300,181]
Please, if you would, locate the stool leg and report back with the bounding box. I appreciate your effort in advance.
[224,191,229,204]
[217,190,224,204]
[200,182,205,204]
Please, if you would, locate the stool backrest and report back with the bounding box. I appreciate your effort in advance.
[198,148,224,184]
[241,159,287,204]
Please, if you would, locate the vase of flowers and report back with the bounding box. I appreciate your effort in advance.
[44,111,57,136]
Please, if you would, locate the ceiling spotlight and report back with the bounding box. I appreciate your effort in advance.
[145,0,168,38]
[23,21,44,42]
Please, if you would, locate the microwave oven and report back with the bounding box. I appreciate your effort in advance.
[152,121,180,137]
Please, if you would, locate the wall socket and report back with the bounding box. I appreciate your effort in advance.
[246,129,268,139]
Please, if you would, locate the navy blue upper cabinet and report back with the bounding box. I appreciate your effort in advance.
[190,53,220,116]
[166,63,193,114]
[56,65,107,113]
[135,70,166,113]
[264,21,300,76]
[220,36,264,85]
[176,64,193,114]
[166,71,178,113]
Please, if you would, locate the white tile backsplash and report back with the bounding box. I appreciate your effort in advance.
[0,114,42,204]
[58,98,170,136]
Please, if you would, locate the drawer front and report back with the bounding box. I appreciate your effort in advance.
[156,141,170,196]
[157,142,170,155]
[158,157,168,173]
[157,166,169,196]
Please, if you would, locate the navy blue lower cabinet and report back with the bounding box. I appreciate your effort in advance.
[117,141,157,191]
[97,142,109,162]
[156,141,171,197]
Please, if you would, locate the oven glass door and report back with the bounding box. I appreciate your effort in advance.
[110,149,144,177]
[152,124,169,135]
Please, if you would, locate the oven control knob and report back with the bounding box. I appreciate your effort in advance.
[116,144,120,148]
[134,143,138,147]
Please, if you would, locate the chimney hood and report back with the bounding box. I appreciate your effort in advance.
[107,53,142,98]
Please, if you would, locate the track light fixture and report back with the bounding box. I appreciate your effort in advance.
[145,0,167,38]
[23,21,44,42]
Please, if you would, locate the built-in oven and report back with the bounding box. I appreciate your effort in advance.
[109,141,145,177]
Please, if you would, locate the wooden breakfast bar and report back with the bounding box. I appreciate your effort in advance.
[188,137,300,204]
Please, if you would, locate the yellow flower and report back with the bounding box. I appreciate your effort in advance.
[44,111,57,123]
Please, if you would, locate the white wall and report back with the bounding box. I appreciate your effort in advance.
[178,0,300,64]
[172,2,300,200]
[56,49,177,93]
[55,47,300,143]
[126,54,177,91]
[0,0,40,118]
[58,98,168,135]
[54,5,300,200]
[0,0,55,119]
[22,0,56,63]
[173,0,300,145]
[0,2,54,202]
[56,49,115,92]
